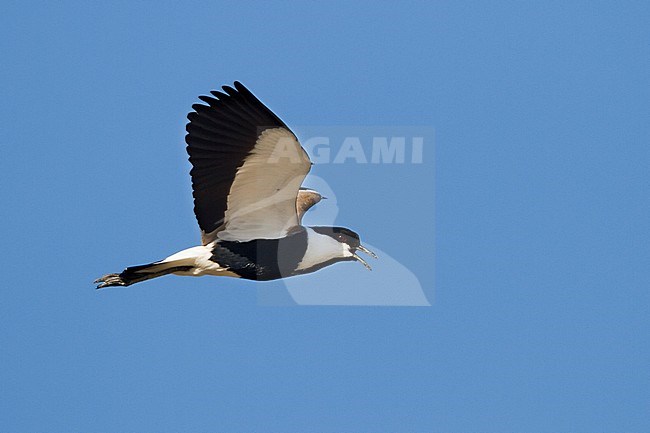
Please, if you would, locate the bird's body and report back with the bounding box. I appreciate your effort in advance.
[95,82,375,289]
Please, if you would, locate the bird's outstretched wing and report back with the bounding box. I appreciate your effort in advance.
[186,81,312,244]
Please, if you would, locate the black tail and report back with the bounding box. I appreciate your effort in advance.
[94,262,193,289]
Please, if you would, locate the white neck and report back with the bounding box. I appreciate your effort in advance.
[296,228,353,271]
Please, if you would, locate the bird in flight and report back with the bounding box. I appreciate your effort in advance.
[95,82,377,289]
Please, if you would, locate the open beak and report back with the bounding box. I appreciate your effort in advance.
[353,253,372,271]
[353,244,378,271]
[357,244,378,259]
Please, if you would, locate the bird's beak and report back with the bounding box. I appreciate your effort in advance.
[353,253,372,271]
[353,245,377,270]
[357,244,378,259]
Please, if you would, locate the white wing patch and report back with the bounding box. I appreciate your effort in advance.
[217,128,311,242]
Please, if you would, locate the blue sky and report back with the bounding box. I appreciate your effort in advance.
[1,1,649,431]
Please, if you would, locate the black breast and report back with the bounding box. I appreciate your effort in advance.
[211,228,309,281]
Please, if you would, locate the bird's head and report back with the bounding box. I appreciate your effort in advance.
[310,226,378,270]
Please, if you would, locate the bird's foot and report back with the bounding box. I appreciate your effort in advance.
[94,273,127,289]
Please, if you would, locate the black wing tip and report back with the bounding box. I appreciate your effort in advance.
[188,82,246,116]
[219,81,253,99]
[198,95,218,105]
[191,81,251,104]
[191,103,208,111]
[233,81,255,98]
[221,85,238,96]
[209,89,228,99]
